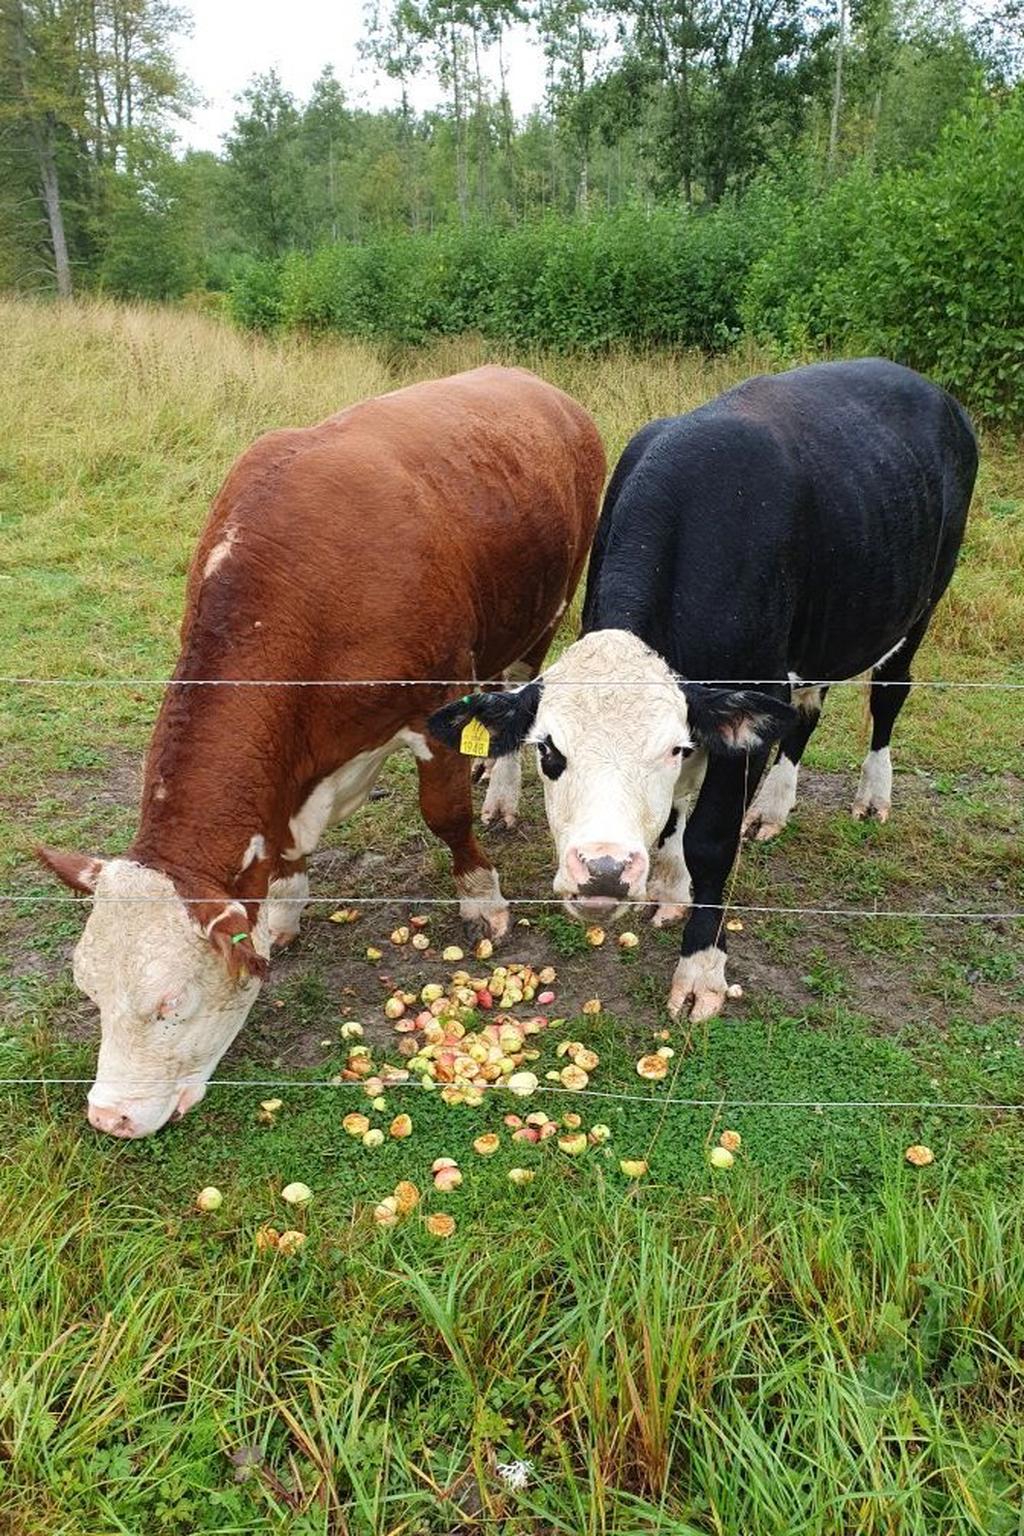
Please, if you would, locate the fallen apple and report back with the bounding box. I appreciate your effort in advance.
[374,1196,399,1227]
[558,1133,588,1155]
[636,1054,669,1081]
[425,1213,456,1238]
[281,1181,313,1206]
[393,1180,421,1214]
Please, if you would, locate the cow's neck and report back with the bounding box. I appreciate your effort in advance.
[129,681,338,905]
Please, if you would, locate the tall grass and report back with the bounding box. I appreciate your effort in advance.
[2,1140,1023,1532]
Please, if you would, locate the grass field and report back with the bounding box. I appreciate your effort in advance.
[1,297,1023,1534]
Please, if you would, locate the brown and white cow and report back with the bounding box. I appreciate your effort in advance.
[39,366,605,1138]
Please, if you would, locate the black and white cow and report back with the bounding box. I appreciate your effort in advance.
[430,359,977,1020]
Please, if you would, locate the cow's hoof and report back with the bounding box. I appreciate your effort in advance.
[270,928,300,948]
[461,903,511,945]
[742,813,786,842]
[851,798,890,823]
[480,802,518,831]
[667,947,728,1022]
[651,902,689,928]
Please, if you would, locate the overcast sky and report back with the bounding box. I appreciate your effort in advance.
[175,1,552,153]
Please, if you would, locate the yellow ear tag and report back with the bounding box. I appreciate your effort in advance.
[459,719,491,757]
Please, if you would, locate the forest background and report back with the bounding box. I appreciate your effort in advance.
[2,0,1023,418]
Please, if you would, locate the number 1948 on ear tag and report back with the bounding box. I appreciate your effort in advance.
[460,719,491,757]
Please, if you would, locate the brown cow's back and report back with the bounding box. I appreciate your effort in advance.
[137,367,604,886]
[184,367,602,688]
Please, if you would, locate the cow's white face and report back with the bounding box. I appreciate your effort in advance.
[64,860,267,1138]
[528,633,695,919]
[428,628,796,925]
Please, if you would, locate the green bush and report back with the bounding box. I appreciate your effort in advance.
[228,257,284,331]
[851,92,1024,421]
[225,89,1024,421]
[746,89,1024,421]
[226,201,779,354]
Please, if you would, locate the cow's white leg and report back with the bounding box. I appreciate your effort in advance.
[743,685,825,842]
[852,747,892,822]
[481,752,522,828]
[742,756,799,841]
[456,864,510,941]
[416,745,509,943]
[266,870,309,946]
[475,656,536,828]
[648,811,691,928]
[668,945,728,1022]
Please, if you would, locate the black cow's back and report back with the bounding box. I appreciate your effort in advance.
[582,359,977,686]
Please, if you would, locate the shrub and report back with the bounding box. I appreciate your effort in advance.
[745,89,1024,420]
[225,90,1024,422]
[228,257,284,331]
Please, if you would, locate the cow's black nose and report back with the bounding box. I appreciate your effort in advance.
[581,855,630,900]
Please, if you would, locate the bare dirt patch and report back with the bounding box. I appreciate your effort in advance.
[3,750,1020,1070]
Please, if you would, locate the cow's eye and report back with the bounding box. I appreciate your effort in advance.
[537,736,567,781]
[672,745,695,759]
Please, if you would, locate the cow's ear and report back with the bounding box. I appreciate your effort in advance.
[195,901,269,983]
[681,686,795,753]
[36,846,105,894]
[427,681,542,759]
[209,923,269,983]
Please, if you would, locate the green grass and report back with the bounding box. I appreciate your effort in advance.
[1,297,1023,1533]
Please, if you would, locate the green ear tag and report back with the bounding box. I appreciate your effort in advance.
[230,931,248,945]
[460,719,491,757]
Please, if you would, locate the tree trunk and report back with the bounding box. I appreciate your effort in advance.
[497,26,513,154]
[472,17,487,214]
[828,0,846,172]
[448,14,469,223]
[9,0,73,296]
[574,15,588,210]
[36,115,73,297]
